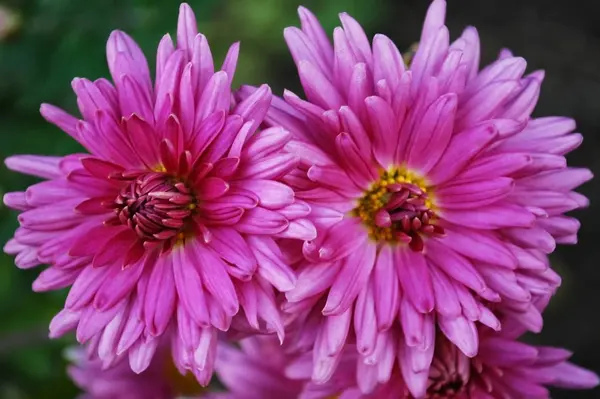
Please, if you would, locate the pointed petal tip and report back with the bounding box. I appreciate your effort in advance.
[321,305,336,317]
[212,70,229,82]
[372,32,386,44]
[580,168,594,182]
[3,156,14,169]
[178,2,197,29]
[463,25,478,35]
[282,88,298,98]
[39,103,50,114]
[283,26,300,40]
[297,5,314,18]
[107,29,126,41]
[253,83,273,100]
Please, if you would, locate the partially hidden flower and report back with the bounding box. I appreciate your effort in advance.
[3,3,314,384]
[236,0,592,393]
[391,325,599,398]
[67,343,206,399]
[210,336,356,399]
[346,304,600,399]
[202,318,599,399]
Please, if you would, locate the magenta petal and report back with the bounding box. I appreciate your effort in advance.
[93,257,145,311]
[197,177,229,200]
[143,256,176,336]
[428,123,498,185]
[236,207,289,235]
[220,42,240,85]
[286,261,338,303]
[443,227,517,269]
[123,116,160,167]
[243,127,292,160]
[128,337,159,374]
[208,227,257,280]
[189,110,226,158]
[398,341,429,398]
[247,236,297,292]
[429,266,461,318]
[458,153,531,181]
[171,247,210,327]
[276,219,317,241]
[396,248,435,314]
[195,71,231,124]
[177,308,200,356]
[33,267,79,292]
[238,153,299,181]
[355,284,378,357]
[233,179,294,210]
[69,225,124,257]
[92,229,138,268]
[176,3,198,52]
[438,315,478,357]
[426,240,488,296]
[297,60,344,111]
[441,203,536,229]
[335,132,376,187]
[305,217,365,262]
[365,95,397,168]
[436,177,514,209]
[5,155,62,180]
[189,240,239,316]
[40,104,79,139]
[372,246,400,331]
[544,362,600,389]
[372,34,405,90]
[323,242,376,315]
[76,301,124,344]
[3,192,29,211]
[408,93,457,174]
[65,265,112,311]
[18,200,82,231]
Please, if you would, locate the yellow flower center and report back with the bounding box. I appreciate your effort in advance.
[353,167,443,251]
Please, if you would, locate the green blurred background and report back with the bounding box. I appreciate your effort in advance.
[0,0,598,398]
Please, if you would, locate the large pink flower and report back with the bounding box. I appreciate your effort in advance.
[237,0,591,389]
[3,3,314,384]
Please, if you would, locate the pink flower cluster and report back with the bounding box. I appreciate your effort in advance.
[3,1,598,398]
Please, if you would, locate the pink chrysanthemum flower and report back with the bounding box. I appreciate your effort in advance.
[393,328,599,399]
[67,344,206,399]
[3,3,314,384]
[237,0,592,389]
[348,313,599,399]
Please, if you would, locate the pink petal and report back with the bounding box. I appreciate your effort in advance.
[323,242,376,315]
[396,248,435,313]
[189,240,239,316]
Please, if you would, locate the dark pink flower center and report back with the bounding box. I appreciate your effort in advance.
[426,376,465,398]
[422,337,472,399]
[353,167,444,251]
[107,171,196,246]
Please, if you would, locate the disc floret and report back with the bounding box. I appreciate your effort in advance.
[353,167,443,251]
